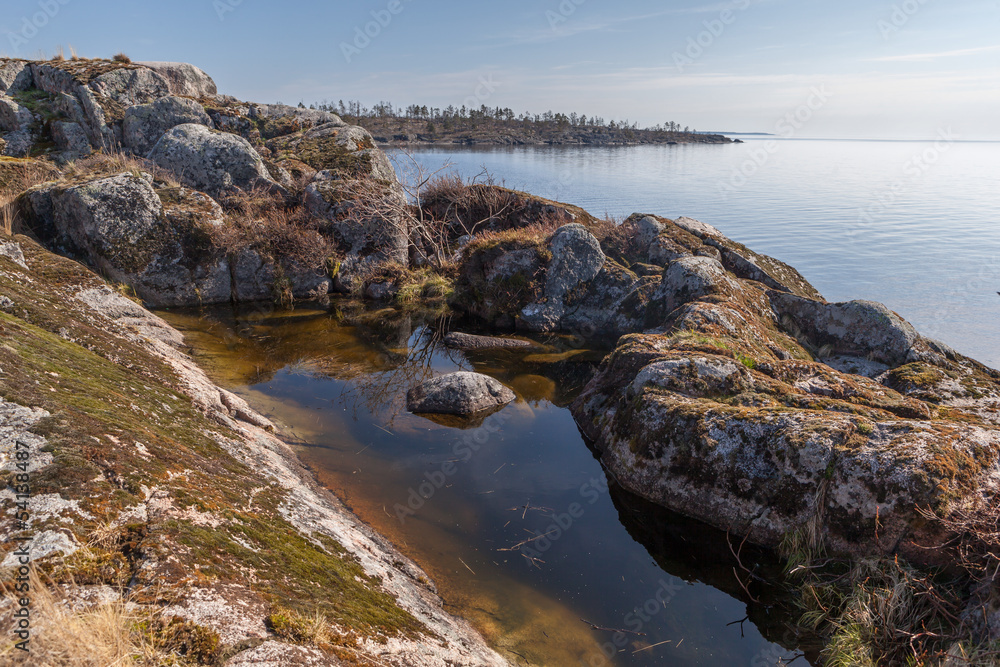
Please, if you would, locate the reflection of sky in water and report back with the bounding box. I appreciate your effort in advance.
[161,304,815,666]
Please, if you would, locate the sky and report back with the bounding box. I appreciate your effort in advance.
[1,0,998,139]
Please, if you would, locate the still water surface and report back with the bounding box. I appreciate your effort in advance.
[161,303,811,666]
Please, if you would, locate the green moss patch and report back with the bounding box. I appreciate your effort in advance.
[0,237,424,647]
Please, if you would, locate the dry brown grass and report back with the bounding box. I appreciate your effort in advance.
[1,158,61,236]
[0,570,179,666]
[1,203,13,236]
[462,220,561,257]
[112,53,131,64]
[210,187,337,275]
[68,150,179,187]
[592,215,647,263]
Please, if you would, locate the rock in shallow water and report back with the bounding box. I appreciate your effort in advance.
[444,332,539,351]
[407,372,516,415]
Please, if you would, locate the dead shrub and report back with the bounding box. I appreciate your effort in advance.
[210,187,337,274]
[595,215,647,263]
[420,173,524,238]
[112,53,131,63]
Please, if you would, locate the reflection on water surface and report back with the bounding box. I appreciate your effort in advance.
[160,300,820,666]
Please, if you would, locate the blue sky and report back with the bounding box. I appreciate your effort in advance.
[2,0,997,139]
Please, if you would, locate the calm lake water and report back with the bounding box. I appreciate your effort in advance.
[161,139,996,666]
[402,139,1000,369]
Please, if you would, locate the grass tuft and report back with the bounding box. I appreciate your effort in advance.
[0,570,215,666]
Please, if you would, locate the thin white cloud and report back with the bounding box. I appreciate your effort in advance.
[867,45,1000,62]
[491,1,766,47]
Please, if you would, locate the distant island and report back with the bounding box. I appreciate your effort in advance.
[307,99,739,146]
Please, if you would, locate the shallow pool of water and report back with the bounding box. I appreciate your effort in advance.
[160,301,819,666]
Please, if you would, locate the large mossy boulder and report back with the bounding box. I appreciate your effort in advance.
[148,123,283,199]
[14,172,334,307]
[136,61,218,98]
[16,172,231,306]
[564,217,1000,559]
[123,95,213,156]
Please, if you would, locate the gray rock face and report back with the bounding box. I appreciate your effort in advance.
[135,62,218,98]
[28,62,79,97]
[51,121,92,158]
[148,123,278,199]
[772,294,921,366]
[0,242,28,269]
[653,256,735,316]
[248,103,344,134]
[546,223,606,297]
[520,224,606,332]
[51,173,163,264]
[0,96,29,131]
[565,213,1000,561]
[407,372,516,415]
[0,96,35,156]
[124,96,213,156]
[0,60,32,95]
[634,215,665,249]
[25,64,120,150]
[484,248,541,283]
[87,67,170,106]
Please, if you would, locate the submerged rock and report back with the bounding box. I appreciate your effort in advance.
[444,332,539,351]
[407,372,516,415]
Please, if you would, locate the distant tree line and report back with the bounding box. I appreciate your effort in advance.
[306,99,698,135]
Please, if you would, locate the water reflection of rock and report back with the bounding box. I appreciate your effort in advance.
[167,300,608,421]
[607,481,823,664]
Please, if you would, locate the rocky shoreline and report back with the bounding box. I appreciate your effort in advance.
[353,117,738,147]
[3,55,1000,663]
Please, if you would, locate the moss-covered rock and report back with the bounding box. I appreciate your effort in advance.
[0,236,510,665]
[568,219,1000,560]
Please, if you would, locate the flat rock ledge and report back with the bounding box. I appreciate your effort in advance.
[407,372,516,415]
